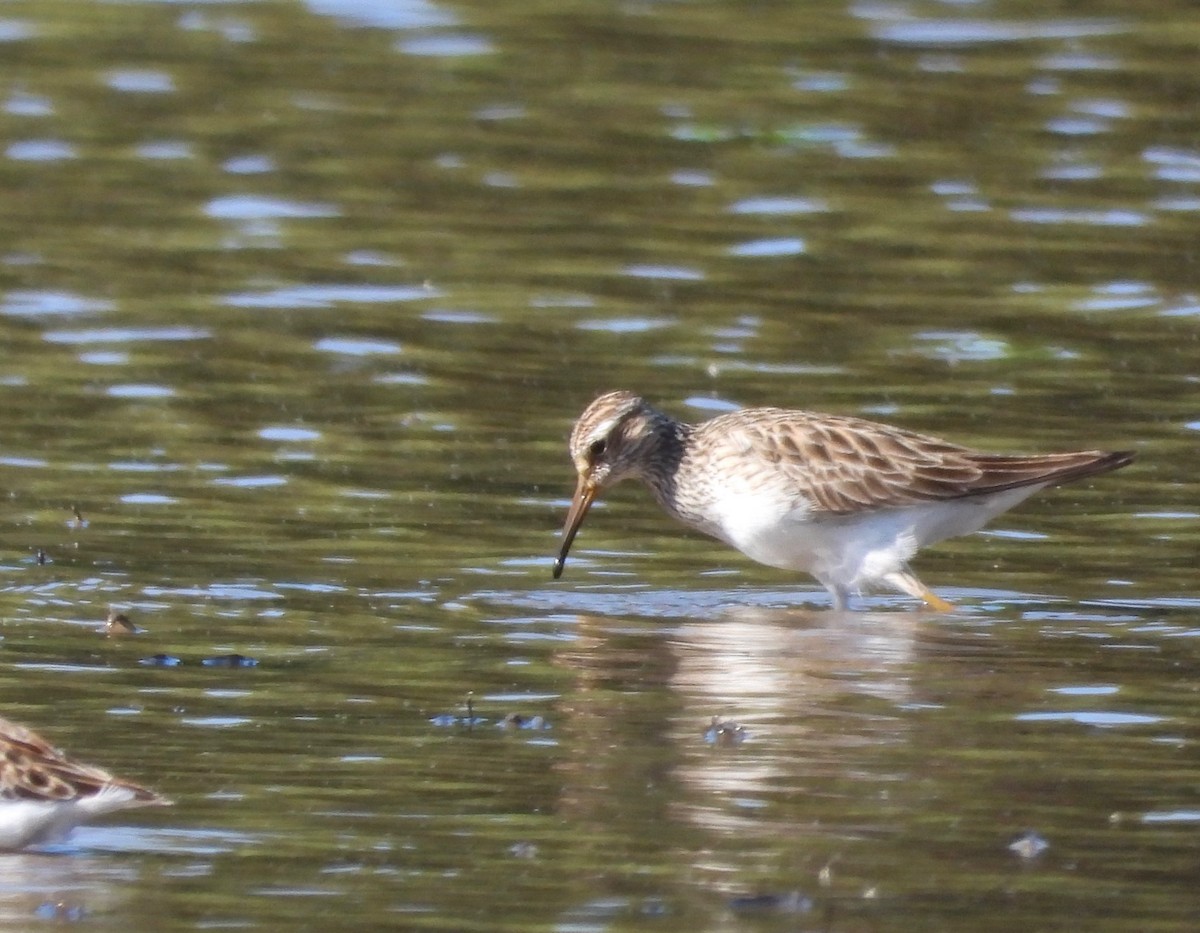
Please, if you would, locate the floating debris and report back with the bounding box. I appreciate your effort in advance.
[463,692,484,728]
[430,712,488,728]
[104,608,144,636]
[1008,831,1049,860]
[139,653,182,667]
[704,716,748,746]
[728,891,812,915]
[35,901,86,922]
[68,504,88,530]
[431,693,540,729]
[639,898,669,918]
[499,713,548,730]
[202,653,259,668]
[508,841,538,859]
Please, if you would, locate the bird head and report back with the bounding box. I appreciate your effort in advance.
[552,390,659,578]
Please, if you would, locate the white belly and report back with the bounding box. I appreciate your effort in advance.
[696,483,1046,591]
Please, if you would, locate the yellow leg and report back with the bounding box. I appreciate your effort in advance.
[884,570,957,612]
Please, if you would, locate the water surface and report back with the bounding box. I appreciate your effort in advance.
[0,0,1196,930]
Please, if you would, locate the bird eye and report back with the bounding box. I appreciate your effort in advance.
[588,438,607,460]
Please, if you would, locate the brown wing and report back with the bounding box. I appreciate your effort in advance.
[706,410,1132,516]
[0,716,167,804]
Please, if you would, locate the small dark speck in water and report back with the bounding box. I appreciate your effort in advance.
[35,547,47,565]
[202,653,259,668]
[68,504,88,530]
[1009,831,1049,859]
[728,892,813,915]
[139,653,183,667]
[705,716,748,746]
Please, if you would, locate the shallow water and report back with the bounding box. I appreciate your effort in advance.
[0,0,1197,930]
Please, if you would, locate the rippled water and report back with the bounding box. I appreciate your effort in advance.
[0,0,1196,930]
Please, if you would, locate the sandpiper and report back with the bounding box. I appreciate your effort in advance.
[104,607,144,636]
[0,716,171,850]
[552,390,1133,610]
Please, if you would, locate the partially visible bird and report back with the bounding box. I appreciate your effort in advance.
[0,716,171,850]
